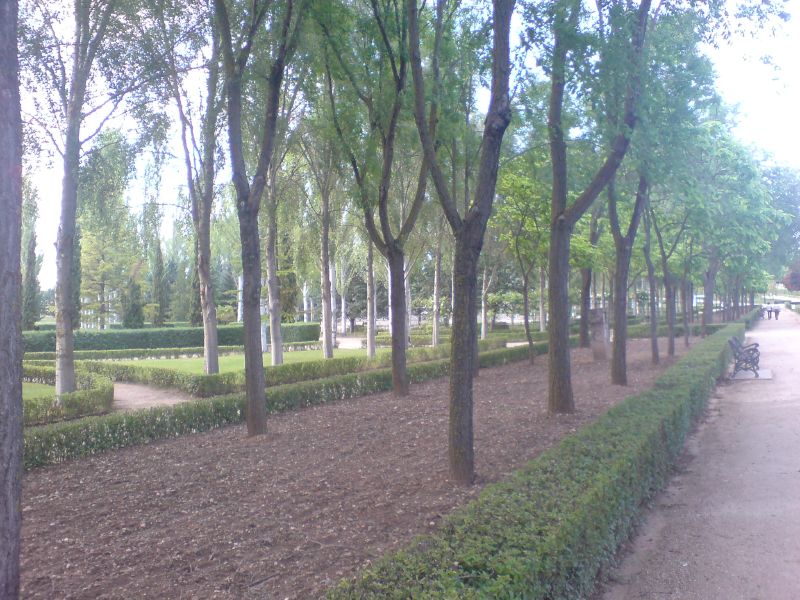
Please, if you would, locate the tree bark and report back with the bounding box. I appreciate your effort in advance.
[320,190,333,359]
[522,271,535,363]
[642,213,659,364]
[432,232,442,346]
[539,265,547,332]
[579,267,592,347]
[1,1,23,591]
[388,249,409,395]
[265,197,283,366]
[366,241,376,358]
[408,0,513,483]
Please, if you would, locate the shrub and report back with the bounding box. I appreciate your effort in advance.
[22,365,114,426]
[22,322,321,352]
[325,322,746,599]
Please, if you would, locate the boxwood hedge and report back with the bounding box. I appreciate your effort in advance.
[22,365,114,426]
[324,313,756,599]
[22,322,321,352]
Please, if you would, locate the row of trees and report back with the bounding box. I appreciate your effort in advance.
[18,0,796,475]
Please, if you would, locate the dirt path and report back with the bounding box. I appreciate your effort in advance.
[22,338,687,599]
[113,383,192,411]
[598,311,800,599]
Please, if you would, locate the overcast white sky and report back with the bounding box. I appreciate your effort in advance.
[31,4,800,289]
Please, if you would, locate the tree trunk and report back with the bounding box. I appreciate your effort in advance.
[302,281,310,323]
[642,215,659,364]
[238,210,266,435]
[330,261,337,348]
[702,259,719,336]
[55,110,82,396]
[321,219,333,358]
[664,277,676,356]
[0,5,23,590]
[548,220,575,413]
[340,264,348,336]
[197,209,219,374]
[99,279,106,330]
[388,249,409,395]
[449,234,479,484]
[432,235,441,346]
[265,196,283,366]
[522,271,535,364]
[538,265,547,332]
[481,266,489,340]
[404,259,411,347]
[366,242,376,358]
[610,244,632,384]
[579,267,592,347]
[387,261,393,336]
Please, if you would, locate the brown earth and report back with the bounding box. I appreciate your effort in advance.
[22,337,689,600]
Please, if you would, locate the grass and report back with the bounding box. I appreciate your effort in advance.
[112,347,386,374]
[23,382,55,399]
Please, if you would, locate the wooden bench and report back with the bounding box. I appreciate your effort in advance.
[729,337,760,378]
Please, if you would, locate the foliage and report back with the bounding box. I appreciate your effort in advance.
[326,317,755,598]
[121,279,145,329]
[21,366,114,426]
[22,323,322,353]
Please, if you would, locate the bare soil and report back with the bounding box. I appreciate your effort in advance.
[21,338,688,599]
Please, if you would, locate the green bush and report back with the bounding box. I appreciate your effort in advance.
[22,322,321,352]
[22,365,114,426]
[325,322,746,599]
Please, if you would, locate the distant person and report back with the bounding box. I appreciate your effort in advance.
[767,305,773,319]
[774,304,782,320]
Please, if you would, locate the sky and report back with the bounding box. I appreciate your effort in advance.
[31,3,800,289]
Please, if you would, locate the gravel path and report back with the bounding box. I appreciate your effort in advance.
[113,383,192,411]
[598,311,800,599]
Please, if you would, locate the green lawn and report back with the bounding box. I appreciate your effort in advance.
[114,347,381,374]
[23,382,55,399]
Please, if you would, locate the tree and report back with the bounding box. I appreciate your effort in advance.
[0,0,23,593]
[151,0,223,371]
[121,278,145,328]
[21,181,41,330]
[319,0,432,396]
[20,0,153,395]
[409,0,515,483]
[524,0,653,413]
[216,0,306,436]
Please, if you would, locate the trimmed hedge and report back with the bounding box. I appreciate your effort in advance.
[22,365,114,426]
[73,338,508,397]
[22,322,321,352]
[324,316,754,598]
[23,342,541,469]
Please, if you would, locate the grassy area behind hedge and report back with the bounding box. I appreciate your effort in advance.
[324,311,758,599]
[22,365,114,426]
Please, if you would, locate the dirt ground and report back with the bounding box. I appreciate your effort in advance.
[21,338,688,600]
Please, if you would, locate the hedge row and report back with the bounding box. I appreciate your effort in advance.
[22,365,114,426]
[75,338,510,398]
[23,342,542,469]
[22,322,321,352]
[23,340,321,362]
[325,316,754,598]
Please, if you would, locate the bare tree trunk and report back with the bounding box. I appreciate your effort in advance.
[366,242,376,358]
[579,268,592,347]
[0,5,23,590]
[388,250,409,395]
[320,191,333,359]
[340,265,348,336]
[522,271,535,363]
[405,260,412,345]
[480,266,489,340]
[432,234,442,346]
[302,281,310,323]
[539,265,547,332]
[386,261,393,336]
[330,260,337,348]
[642,212,659,364]
[266,199,283,366]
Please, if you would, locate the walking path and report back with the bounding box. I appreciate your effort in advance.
[600,310,800,599]
[113,382,192,411]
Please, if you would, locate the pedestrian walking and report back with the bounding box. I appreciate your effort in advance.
[775,304,782,320]
[767,305,773,319]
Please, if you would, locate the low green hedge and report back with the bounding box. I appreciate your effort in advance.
[23,342,542,469]
[22,365,114,426]
[324,318,751,598]
[22,322,321,352]
[23,340,321,362]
